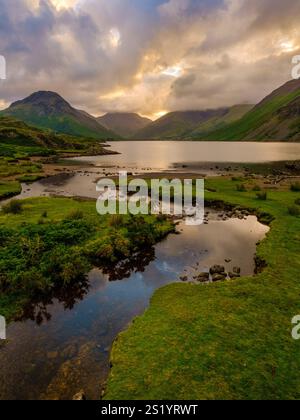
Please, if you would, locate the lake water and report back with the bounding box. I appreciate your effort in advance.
[0,211,269,400]
[1,140,279,400]
[74,141,300,173]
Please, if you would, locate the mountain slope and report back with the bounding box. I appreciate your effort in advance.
[1,91,119,140]
[0,116,109,157]
[134,109,230,140]
[98,113,151,138]
[188,105,253,138]
[204,79,300,141]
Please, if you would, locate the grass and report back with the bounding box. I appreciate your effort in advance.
[0,197,175,321]
[0,181,21,200]
[105,177,300,400]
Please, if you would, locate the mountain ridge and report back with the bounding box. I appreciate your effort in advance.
[98,112,151,138]
[1,91,119,140]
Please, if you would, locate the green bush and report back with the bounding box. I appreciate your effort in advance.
[288,205,300,216]
[65,209,84,221]
[291,182,300,192]
[109,214,124,228]
[256,191,268,201]
[2,200,23,215]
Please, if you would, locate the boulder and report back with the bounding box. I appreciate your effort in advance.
[210,265,225,275]
[195,272,210,282]
[212,274,226,282]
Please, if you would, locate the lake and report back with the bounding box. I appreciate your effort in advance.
[73,141,300,173]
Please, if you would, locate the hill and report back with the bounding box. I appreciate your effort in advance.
[98,113,151,138]
[1,91,119,140]
[204,79,300,141]
[0,116,108,158]
[134,109,230,139]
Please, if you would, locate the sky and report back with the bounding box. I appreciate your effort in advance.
[0,0,299,119]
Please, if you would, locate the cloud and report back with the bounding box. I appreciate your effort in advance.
[0,0,299,117]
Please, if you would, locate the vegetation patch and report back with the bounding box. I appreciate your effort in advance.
[0,197,175,321]
[105,177,300,400]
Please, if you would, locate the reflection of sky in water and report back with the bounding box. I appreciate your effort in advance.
[75,141,300,169]
[0,213,269,400]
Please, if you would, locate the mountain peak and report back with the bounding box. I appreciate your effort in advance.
[10,91,72,113]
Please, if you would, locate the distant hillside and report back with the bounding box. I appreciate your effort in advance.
[203,79,300,141]
[188,105,253,138]
[98,113,151,138]
[1,91,119,140]
[0,116,108,157]
[134,109,231,139]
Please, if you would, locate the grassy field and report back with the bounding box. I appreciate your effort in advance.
[0,197,175,321]
[0,181,22,200]
[105,177,300,400]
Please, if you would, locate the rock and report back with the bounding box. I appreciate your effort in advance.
[233,267,241,275]
[212,274,226,282]
[228,272,241,279]
[72,390,86,401]
[210,265,225,275]
[195,272,209,283]
[180,276,188,282]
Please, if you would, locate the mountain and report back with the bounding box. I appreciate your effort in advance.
[0,116,109,157]
[134,109,232,140]
[188,105,253,138]
[98,113,152,138]
[203,79,300,141]
[1,91,119,140]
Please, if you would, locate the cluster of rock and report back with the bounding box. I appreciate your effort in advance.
[180,265,241,284]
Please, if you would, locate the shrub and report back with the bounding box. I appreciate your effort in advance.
[256,191,268,201]
[109,214,124,228]
[291,182,300,192]
[236,184,247,192]
[295,198,300,206]
[65,209,84,221]
[41,211,48,218]
[2,199,23,214]
[288,205,300,216]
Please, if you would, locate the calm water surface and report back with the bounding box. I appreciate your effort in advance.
[0,141,277,400]
[0,212,269,400]
[75,141,300,172]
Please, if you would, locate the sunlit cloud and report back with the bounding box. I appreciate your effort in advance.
[1,0,300,116]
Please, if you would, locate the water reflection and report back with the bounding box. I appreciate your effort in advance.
[0,212,269,400]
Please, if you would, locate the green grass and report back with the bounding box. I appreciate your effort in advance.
[105,177,300,400]
[0,181,21,200]
[204,89,300,141]
[0,197,175,321]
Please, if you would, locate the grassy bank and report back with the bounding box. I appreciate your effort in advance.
[105,177,300,400]
[0,181,22,200]
[0,197,175,321]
